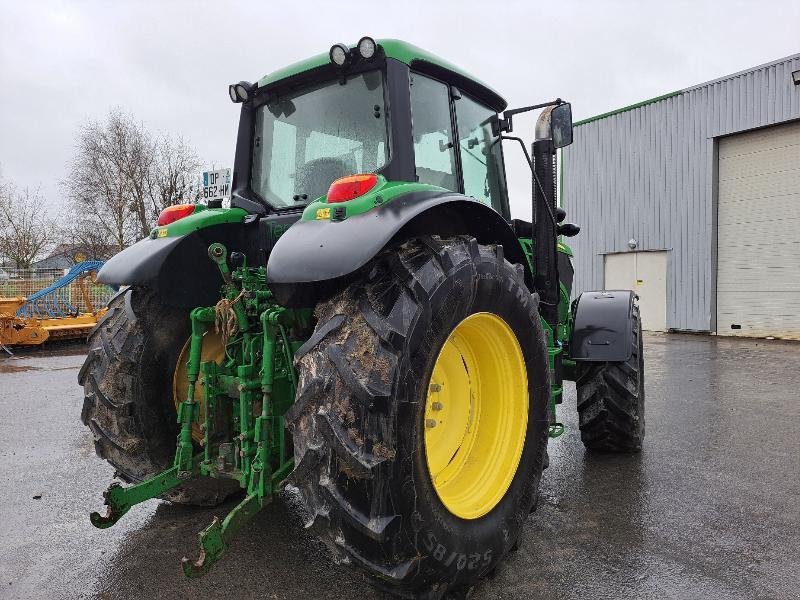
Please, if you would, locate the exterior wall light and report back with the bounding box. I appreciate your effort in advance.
[792,70,800,86]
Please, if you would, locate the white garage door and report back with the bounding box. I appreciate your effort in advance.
[717,120,800,339]
[604,251,668,331]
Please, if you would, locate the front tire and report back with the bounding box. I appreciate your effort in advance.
[575,305,645,452]
[287,236,550,597]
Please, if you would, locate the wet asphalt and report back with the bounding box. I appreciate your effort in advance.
[0,333,798,600]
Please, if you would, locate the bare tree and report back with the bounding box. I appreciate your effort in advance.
[63,109,145,250]
[62,109,203,251]
[0,182,54,269]
[147,134,202,219]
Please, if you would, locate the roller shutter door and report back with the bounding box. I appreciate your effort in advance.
[716,120,800,339]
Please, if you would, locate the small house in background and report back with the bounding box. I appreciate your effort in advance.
[32,244,117,271]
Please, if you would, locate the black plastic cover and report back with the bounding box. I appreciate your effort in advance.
[98,235,182,287]
[97,225,246,308]
[570,290,636,362]
[267,190,532,307]
[97,215,301,308]
[558,252,574,298]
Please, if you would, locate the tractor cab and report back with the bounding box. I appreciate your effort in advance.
[223,37,577,312]
[228,38,516,219]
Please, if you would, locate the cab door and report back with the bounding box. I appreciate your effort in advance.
[409,73,510,220]
[453,92,511,219]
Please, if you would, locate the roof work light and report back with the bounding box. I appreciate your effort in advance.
[357,37,376,59]
[329,43,351,67]
[329,37,377,67]
[228,81,254,103]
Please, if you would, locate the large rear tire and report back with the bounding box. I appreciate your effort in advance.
[287,236,550,598]
[78,288,239,505]
[575,305,645,452]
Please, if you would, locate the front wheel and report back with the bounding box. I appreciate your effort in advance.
[575,305,645,452]
[287,236,550,597]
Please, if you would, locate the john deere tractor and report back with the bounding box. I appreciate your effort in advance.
[80,38,644,597]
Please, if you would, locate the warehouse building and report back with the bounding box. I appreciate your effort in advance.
[562,53,800,338]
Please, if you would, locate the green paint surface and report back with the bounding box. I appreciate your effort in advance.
[378,39,503,101]
[152,207,248,238]
[301,177,447,221]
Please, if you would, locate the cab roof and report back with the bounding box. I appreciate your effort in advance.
[257,38,507,112]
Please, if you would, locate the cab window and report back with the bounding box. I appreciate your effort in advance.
[252,70,388,207]
[409,74,457,191]
[454,94,508,212]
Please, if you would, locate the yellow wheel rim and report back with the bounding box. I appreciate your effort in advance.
[173,331,225,444]
[424,312,529,520]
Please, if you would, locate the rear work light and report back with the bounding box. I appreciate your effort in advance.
[157,204,196,226]
[326,174,378,203]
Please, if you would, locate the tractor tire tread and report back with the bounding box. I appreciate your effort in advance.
[79,288,238,505]
[288,235,548,597]
[576,305,645,452]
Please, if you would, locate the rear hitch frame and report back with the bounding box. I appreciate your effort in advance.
[89,242,307,577]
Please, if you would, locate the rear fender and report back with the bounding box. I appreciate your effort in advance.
[569,290,637,362]
[97,211,301,308]
[98,223,250,308]
[266,190,533,307]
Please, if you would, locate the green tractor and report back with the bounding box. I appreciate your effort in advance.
[80,38,644,597]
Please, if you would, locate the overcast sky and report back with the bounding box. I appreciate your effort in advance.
[2,0,799,220]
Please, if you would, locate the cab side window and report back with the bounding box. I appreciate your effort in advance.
[455,94,507,211]
[410,74,457,192]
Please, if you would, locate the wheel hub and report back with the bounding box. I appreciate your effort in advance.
[424,312,529,520]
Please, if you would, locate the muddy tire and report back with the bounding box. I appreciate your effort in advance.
[287,236,550,598]
[575,305,645,452]
[78,288,239,505]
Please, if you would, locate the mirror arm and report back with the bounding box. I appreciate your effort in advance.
[493,135,531,169]
[497,98,564,133]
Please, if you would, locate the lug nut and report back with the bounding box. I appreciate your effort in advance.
[426,419,437,428]
[432,402,443,411]
[430,383,441,393]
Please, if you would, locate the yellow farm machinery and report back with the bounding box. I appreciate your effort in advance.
[0,261,111,350]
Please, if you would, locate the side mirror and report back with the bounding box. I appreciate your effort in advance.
[550,103,573,149]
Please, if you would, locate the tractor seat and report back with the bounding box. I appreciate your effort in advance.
[296,157,356,201]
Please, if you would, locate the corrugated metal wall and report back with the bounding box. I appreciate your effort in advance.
[562,53,800,331]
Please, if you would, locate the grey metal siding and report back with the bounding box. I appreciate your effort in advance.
[562,54,800,331]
